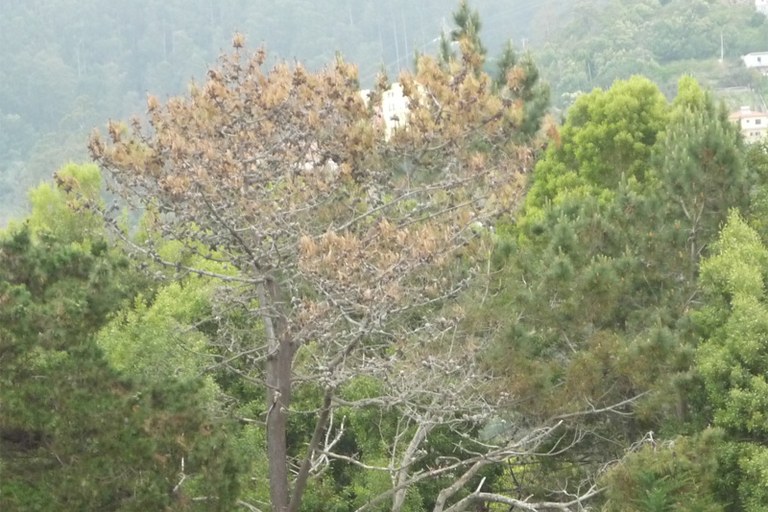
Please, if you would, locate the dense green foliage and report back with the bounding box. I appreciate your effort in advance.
[0,166,239,511]
[694,212,768,510]
[475,74,758,507]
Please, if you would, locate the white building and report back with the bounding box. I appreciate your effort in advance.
[360,82,424,141]
[729,106,768,143]
[741,52,768,74]
[381,83,411,140]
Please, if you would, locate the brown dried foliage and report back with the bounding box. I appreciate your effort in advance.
[91,40,532,356]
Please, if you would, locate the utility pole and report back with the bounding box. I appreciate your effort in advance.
[402,9,409,66]
[719,29,724,63]
[393,17,401,71]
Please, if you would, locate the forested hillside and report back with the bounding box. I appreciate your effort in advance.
[0,0,567,222]
[536,0,768,107]
[3,1,768,511]
[3,0,765,221]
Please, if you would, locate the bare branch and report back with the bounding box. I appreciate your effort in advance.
[442,485,603,512]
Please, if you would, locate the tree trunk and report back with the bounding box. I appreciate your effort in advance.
[261,278,293,512]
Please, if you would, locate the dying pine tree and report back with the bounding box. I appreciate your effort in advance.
[89,13,603,510]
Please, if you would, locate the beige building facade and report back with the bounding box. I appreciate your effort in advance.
[729,106,768,143]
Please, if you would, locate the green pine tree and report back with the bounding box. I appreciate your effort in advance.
[0,165,240,511]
